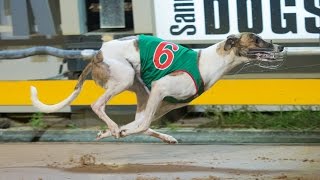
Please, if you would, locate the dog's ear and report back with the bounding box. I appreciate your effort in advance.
[224,35,238,51]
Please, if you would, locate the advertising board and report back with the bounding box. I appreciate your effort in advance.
[153,0,320,43]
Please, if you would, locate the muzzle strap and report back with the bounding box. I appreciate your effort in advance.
[247,48,287,69]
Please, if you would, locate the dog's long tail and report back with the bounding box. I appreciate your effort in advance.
[30,57,94,113]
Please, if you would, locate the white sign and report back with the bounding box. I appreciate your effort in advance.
[153,0,320,43]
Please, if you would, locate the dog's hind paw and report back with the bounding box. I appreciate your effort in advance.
[119,128,141,137]
[162,135,178,144]
[119,129,128,137]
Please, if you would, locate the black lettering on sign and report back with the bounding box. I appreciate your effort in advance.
[270,0,297,34]
[170,25,196,35]
[237,0,263,33]
[175,14,195,23]
[174,3,194,12]
[305,0,320,33]
[170,0,196,35]
[204,0,230,34]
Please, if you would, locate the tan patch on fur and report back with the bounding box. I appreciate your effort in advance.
[93,50,104,64]
[134,40,139,51]
[92,62,110,88]
[197,50,201,61]
[233,33,263,57]
[216,42,227,56]
[149,131,162,139]
[169,71,185,76]
[74,63,92,90]
[131,80,148,113]
[137,99,148,113]
[237,33,256,49]
[74,50,105,90]
[92,63,110,88]
[216,32,261,56]
[91,51,110,87]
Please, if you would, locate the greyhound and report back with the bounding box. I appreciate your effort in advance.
[31,32,284,143]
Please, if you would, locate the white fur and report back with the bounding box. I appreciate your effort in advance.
[30,86,81,113]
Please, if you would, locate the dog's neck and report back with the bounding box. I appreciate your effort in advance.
[199,41,244,90]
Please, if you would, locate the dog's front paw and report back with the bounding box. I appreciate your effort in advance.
[110,128,121,139]
[96,130,111,140]
[96,128,120,140]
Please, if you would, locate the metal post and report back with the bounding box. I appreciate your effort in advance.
[29,0,57,36]
[10,0,31,36]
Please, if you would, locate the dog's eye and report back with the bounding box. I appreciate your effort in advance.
[255,38,260,44]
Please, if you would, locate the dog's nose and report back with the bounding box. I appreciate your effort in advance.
[278,45,284,52]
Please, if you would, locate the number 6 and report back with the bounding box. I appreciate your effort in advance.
[153,41,179,70]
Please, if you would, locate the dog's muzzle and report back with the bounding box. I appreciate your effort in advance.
[247,47,287,69]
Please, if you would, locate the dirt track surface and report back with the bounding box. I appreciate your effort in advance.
[0,143,319,179]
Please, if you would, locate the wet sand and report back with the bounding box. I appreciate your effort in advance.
[0,143,319,179]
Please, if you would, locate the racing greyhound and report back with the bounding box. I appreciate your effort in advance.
[31,32,284,143]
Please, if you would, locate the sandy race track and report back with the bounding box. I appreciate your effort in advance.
[0,143,319,179]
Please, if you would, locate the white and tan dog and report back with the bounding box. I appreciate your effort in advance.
[31,32,284,143]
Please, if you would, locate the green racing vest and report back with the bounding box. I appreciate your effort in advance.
[138,35,204,103]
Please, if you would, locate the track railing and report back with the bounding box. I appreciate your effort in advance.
[0,46,320,105]
[0,46,96,60]
[0,46,320,60]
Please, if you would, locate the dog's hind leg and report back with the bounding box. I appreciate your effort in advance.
[96,77,177,143]
[93,58,135,139]
[144,129,178,144]
[120,72,196,137]
[143,102,188,144]
[118,82,171,137]
[133,80,181,144]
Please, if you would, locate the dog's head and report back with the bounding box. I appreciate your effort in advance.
[222,32,285,64]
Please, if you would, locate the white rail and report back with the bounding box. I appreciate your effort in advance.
[286,47,320,56]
